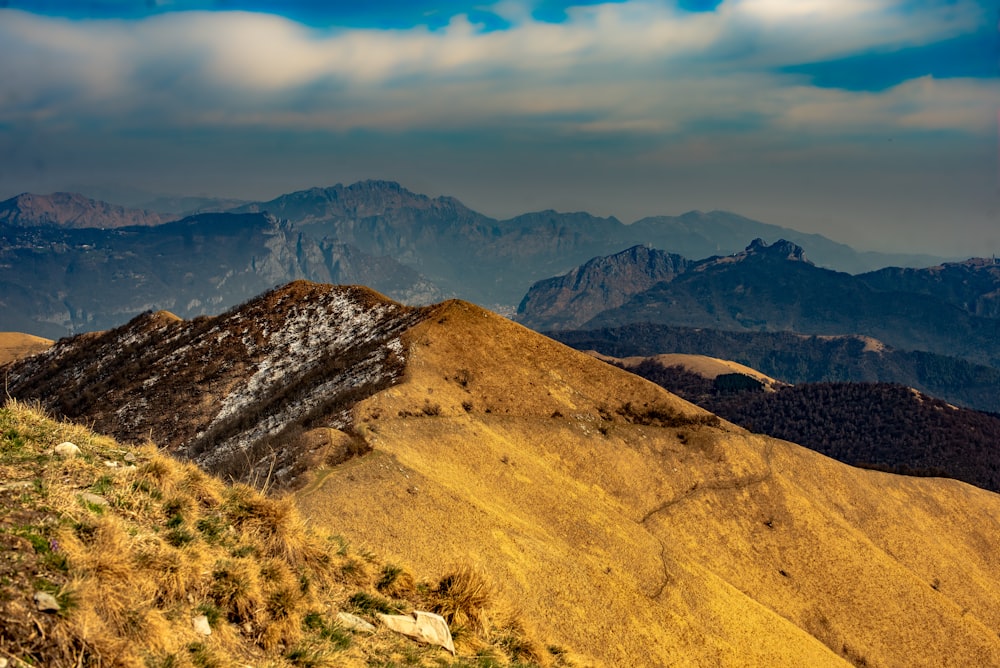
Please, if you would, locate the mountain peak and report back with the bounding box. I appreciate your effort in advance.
[516,244,689,329]
[745,238,811,263]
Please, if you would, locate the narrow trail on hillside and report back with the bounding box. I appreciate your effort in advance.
[640,435,776,600]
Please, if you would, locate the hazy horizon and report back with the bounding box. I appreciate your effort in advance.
[1,1,997,256]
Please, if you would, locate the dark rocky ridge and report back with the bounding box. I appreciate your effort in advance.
[517,245,691,329]
[2,281,431,487]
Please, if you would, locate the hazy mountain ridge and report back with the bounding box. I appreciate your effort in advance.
[859,258,1000,318]
[2,181,965,337]
[5,281,1000,665]
[0,212,441,337]
[239,180,952,306]
[523,239,1000,368]
[0,192,168,228]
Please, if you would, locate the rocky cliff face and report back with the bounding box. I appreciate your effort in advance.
[517,244,690,329]
[0,212,441,337]
[517,239,811,331]
[519,240,1000,368]
[0,192,169,228]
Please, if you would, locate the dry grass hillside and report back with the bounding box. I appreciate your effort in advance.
[590,351,781,387]
[296,299,1000,667]
[0,400,567,667]
[4,283,999,666]
[0,333,53,365]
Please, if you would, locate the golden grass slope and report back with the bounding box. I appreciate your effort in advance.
[295,299,1000,667]
[592,351,781,387]
[0,400,566,667]
[0,332,53,365]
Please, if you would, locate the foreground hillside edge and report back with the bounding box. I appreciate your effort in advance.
[2,282,999,666]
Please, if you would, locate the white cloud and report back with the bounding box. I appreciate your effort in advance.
[775,76,999,134]
[0,1,991,138]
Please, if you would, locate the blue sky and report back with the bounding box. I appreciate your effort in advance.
[0,0,997,255]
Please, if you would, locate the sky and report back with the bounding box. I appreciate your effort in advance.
[0,0,997,256]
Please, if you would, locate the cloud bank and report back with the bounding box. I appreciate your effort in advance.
[0,1,996,255]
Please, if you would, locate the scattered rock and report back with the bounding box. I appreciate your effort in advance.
[337,611,377,634]
[104,460,118,468]
[79,492,109,507]
[378,611,455,655]
[0,481,34,493]
[34,591,61,612]
[0,656,9,667]
[123,452,137,463]
[53,441,80,458]
[192,614,212,636]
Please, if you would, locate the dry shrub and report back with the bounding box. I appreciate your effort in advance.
[431,564,496,634]
[61,516,136,582]
[224,485,328,569]
[255,557,305,650]
[376,563,416,599]
[489,607,548,666]
[133,537,209,605]
[209,558,264,624]
[63,575,174,663]
[136,453,182,490]
[339,555,374,587]
[177,460,225,508]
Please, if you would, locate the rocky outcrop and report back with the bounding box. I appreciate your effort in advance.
[516,244,689,330]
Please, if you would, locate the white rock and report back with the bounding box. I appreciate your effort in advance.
[0,481,34,492]
[192,614,212,636]
[79,492,109,507]
[34,591,61,612]
[53,442,80,458]
[378,611,455,655]
[337,611,376,634]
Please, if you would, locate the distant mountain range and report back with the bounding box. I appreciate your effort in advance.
[522,240,1000,369]
[0,211,439,337]
[0,181,959,337]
